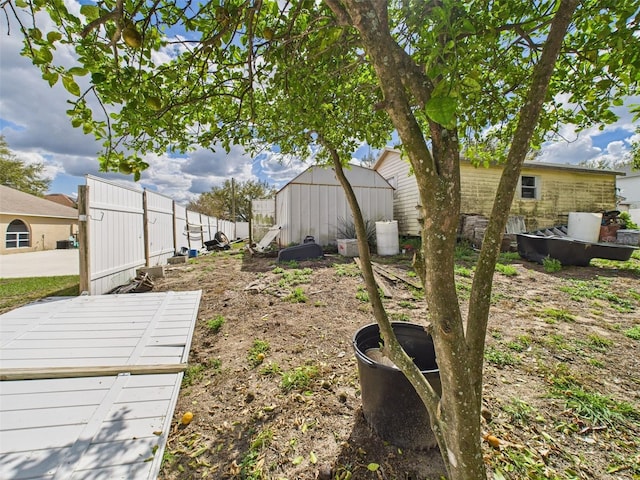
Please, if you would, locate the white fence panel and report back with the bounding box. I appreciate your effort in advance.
[236,222,249,239]
[86,176,145,295]
[186,210,204,251]
[218,220,235,240]
[145,191,175,265]
[174,204,188,254]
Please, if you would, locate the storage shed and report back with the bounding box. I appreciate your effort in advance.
[374,148,623,235]
[265,164,394,246]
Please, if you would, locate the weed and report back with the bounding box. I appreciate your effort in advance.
[502,398,535,425]
[239,428,274,479]
[624,325,640,340]
[398,300,418,309]
[542,256,562,273]
[455,279,471,300]
[560,277,636,313]
[495,263,518,276]
[206,314,225,333]
[314,300,326,307]
[490,330,503,340]
[454,242,476,262]
[208,358,222,372]
[587,334,613,352]
[248,339,270,367]
[409,286,425,300]
[281,364,319,392]
[541,308,575,323]
[272,266,284,274]
[277,268,313,288]
[356,286,369,303]
[454,265,473,277]
[334,263,360,277]
[499,251,521,262]
[547,365,640,427]
[588,358,605,368]
[484,345,520,367]
[390,312,411,322]
[259,362,282,376]
[182,363,205,387]
[284,287,308,303]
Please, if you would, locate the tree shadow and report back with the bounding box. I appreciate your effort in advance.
[1,378,168,479]
[330,408,447,480]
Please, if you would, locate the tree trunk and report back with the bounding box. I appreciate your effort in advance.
[326,0,580,478]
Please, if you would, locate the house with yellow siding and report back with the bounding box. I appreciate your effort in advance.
[374,148,623,235]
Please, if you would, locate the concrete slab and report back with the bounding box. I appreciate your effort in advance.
[0,249,80,278]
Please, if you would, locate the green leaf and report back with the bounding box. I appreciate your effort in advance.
[91,72,107,84]
[80,5,100,21]
[47,31,62,43]
[33,48,53,65]
[62,76,81,96]
[425,96,458,128]
[15,0,28,7]
[309,451,317,464]
[292,455,303,465]
[68,67,88,76]
[367,463,380,471]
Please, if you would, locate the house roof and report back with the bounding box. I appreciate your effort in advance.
[373,146,626,176]
[45,193,77,208]
[0,185,78,219]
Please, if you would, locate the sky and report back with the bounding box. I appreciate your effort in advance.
[0,6,638,206]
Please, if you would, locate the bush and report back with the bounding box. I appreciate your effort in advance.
[337,217,377,246]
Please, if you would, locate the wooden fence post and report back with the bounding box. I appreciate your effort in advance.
[77,185,91,294]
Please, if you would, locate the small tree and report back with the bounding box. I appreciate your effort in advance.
[0,136,50,196]
[6,1,638,478]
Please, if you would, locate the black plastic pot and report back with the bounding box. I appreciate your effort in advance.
[353,322,441,450]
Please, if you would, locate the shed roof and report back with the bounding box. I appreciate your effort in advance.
[0,290,202,480]
[0,185,78,219]
[279,164,393,193]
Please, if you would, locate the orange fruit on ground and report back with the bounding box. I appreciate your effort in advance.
[181,411,194,425]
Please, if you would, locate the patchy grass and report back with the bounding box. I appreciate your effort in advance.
[541,307,576,324]
[559,277,637,313]
[0,275,79,314]
[248,339,270,367]
[495,263,518,276]
[624,325,640,340]
[281,364,319,392]
[484,345,520,367]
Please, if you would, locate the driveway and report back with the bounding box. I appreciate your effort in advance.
[0,249,79,278]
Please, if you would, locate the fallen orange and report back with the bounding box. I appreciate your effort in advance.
[181,411,194,425]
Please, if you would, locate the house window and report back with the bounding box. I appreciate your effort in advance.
[520,175,539,199]
[6,220,30,249]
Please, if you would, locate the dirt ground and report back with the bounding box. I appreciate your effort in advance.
[155,245,640,480]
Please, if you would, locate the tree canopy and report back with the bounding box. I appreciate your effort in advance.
[5,1,639,478]
[0,135,50,196]
[187,178,275,221]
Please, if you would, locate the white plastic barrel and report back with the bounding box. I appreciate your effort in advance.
[567,212,602,243]
[376,220,400,255]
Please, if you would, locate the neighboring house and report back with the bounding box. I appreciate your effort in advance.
[45,193,77,209]
[254,164,394,246]
[374,148,622,235]
[0,185,78,254]
[616,165,640,224]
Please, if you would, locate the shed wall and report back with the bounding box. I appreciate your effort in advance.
[276,183,393,246]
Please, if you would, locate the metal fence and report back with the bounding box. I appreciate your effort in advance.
[79,175,245,295]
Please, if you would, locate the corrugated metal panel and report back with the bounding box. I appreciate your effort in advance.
[0,291,201,480]
[145,191,175,266]
[86,177,146,295]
